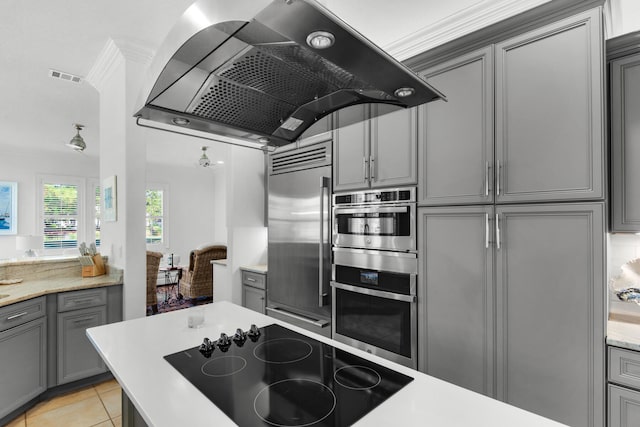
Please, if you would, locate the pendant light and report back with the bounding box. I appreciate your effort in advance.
[66,124,86,152]
[199,146,211,167]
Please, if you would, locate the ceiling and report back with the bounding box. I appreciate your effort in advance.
[1,0,633,168]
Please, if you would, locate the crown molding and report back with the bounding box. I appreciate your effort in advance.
[86,38,155,92]
[385,0,552,61]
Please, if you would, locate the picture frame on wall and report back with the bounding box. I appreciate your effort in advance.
[0,181,18,235]
[103,175,117,222]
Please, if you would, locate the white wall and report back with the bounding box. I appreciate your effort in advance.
[0,146,100,259]
[214,146,267,305]
[146,162,219,264]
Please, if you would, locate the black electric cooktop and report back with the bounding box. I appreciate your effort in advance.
[164,324,413,426]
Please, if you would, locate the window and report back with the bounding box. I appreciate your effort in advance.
[146,189,164,244]
[41,180,82,249]
[93,183,101,247]
[39,175,99,253]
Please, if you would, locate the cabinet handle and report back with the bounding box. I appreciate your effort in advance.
[72,298,95,305]
[72,317,95,324]
[485,162,490,197]
[496,213,501,250]
[485,213,490,249]
[370,156,375,180]
[246,277,256,282]
[363,157,369,180]
[496,160,501,196]
[7,311,28,320]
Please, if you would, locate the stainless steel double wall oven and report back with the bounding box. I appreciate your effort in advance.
[331,187,418,368]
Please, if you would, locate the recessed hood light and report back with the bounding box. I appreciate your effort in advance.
[172,117,190,126]
[306,31,335,49]
[394,87,415,98]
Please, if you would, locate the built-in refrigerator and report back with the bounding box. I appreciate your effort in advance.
[267,139,332,337]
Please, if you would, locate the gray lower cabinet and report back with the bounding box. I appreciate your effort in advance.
[0,298,47,420]
[57,305,107,384]
[241,269,266,314]
[495,203,605,427]
[609,346,640,426]
[419,47,494,206]
[243,286,266,314]
[609,32,640,232]
[333,104,417,192]
[609,385,640,427]
[417,205,494,396]
[57,288,108,385]
[418,203,605,426]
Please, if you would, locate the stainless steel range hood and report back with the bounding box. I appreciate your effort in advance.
[135,0,444,147]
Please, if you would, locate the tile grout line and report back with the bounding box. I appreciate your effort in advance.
[95,385,115,427]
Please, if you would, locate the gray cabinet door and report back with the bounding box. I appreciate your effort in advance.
[57,305,107,385]
[610,384,640,427]
[494,9,604,203]
[370,105,418,189]
[495,202,605,427]
[0,317,46,419]
[611,53,640,231]
[419,47,494,205]
[243,285,266,314]
[417,205,494,397]
[333,105,369,192]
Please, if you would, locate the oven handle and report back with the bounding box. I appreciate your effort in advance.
[334,206,408,215]
[330,281,416,303]
[266,307,330,328]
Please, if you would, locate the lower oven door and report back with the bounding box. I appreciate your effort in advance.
[331,281,417,369]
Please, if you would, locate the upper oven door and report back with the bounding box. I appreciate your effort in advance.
[333,203,415,251]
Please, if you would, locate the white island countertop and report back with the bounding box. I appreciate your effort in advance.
[87,301,564,427]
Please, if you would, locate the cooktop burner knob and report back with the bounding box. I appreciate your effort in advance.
[233,328,247,345]
[217,332,232,349]
[247,324,261,340]
[198,337,215,357]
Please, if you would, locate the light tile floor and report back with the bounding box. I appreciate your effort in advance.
[5,378,122,427]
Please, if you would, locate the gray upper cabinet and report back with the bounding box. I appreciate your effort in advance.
[333,104,417,192]
[417,205,494,396]
[370,105,418,189]
[418,47,494,206]
[494,9,604,203]
[333,105,368,192]
[610,33,640,232]
[495,202,605,427]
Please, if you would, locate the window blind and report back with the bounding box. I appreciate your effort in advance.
[43,183,79,249]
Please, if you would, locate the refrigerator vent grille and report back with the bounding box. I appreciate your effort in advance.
[270,143,330,175]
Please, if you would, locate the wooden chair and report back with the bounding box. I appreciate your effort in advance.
[146,251,163,314]
[179,245,227,300]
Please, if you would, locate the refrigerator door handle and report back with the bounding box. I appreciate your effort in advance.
[319,176,330,307]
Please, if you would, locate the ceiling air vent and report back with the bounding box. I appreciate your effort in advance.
[49,69,82,84]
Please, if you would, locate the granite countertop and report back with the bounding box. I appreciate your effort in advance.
[0,270,123,307]
[239,264,267,274]
[87,301,564,427]
[608,317,640,351]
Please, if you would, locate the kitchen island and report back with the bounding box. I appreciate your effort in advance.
[87,301,564,427]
